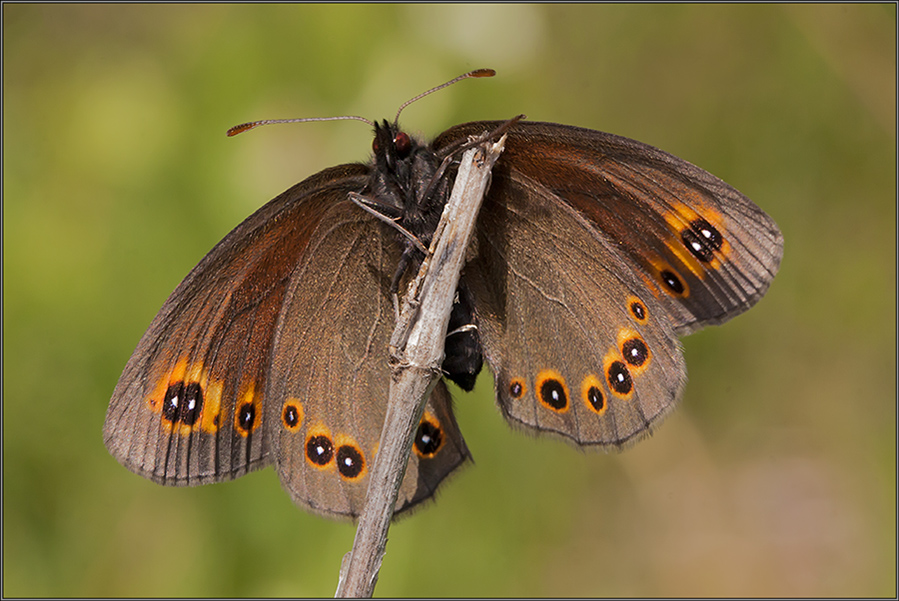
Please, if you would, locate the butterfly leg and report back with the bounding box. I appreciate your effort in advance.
[349,192,427,253]
[389,245,417,296]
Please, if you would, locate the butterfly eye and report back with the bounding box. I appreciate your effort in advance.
[394,131,412,157]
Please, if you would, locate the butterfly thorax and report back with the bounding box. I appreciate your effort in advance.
[367,120,449,249]
[365,120,483,392]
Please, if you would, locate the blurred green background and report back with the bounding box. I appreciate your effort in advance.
[4,4,895,597]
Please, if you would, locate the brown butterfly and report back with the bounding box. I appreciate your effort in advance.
[104,69,782,519]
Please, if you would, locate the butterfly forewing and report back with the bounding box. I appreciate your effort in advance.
[436,121,783,335]
[103,165,369,485]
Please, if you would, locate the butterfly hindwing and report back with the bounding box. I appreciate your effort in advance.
[266,199,470,518]
[464,166,686,446]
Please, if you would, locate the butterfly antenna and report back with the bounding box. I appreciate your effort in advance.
[394,68,495,124]
[227,114,375,137]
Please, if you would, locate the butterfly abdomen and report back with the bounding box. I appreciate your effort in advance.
[441,285,484,391]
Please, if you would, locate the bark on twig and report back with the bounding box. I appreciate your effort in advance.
[334,136,506,598]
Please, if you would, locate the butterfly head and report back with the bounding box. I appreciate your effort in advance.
[367,120,446,244]
[371,120,415,172]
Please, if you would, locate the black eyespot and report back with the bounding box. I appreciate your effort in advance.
[607,361,633,395]
[622,338,649,367]
[509,379,525,398]
[414,418,444,458]
[161,384,181,423]
[306,435,334,467]
[394,131,412,157]
[236,402,255,434]
[587,386,605,413]
[161,381,203,426]
[681,218,723,263]
[282,402,302,431]
[282,405,298,427]
[336,445,365,480]
[630,300,647,322]
[660,269,686,295]
[539,378,568,411]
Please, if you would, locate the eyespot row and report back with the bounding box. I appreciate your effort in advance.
[280,400,448,481]
[148,366,259,438]
[652,211,729,298]
[506,329,652,415]
[149,380,449,481]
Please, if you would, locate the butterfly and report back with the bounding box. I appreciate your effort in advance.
[104,69,783,519]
